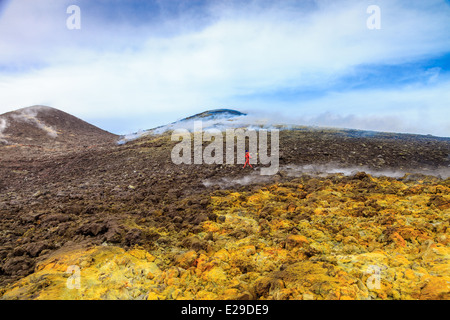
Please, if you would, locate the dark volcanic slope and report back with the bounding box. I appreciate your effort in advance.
[0,106,117,159]
[278,128,450,175]
[0,109,449,288]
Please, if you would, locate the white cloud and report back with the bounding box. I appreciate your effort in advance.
[234,79,450,137]
[0,117,8,142]
[0,0,449,135]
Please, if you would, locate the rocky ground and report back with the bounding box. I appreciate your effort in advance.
[1,173,448,300]
[0,108,449,300]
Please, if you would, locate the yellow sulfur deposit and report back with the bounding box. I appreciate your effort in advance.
[1,246,161,300]
[1,174,449,300]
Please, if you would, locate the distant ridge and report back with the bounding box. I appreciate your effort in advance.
[118,109,247,144]
[180,109,246,122]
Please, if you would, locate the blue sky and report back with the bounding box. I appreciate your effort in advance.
[0,0,449,136]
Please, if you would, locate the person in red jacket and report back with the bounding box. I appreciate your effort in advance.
[243,150,252,168]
